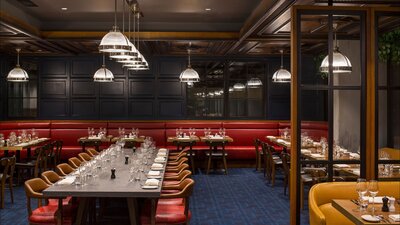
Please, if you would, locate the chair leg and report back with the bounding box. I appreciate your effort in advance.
[255,151,259,171]
[222,154,228,175]
[206,153,212,175]
[8,180,14,203]
[271,164,276,187]
[190,154,196,173]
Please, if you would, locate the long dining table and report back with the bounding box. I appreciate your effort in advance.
[43,146,169,225]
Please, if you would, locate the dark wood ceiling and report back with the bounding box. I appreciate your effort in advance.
[0,0,399,57]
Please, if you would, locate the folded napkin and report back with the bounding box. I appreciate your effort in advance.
[158,148,167,153]
[148,171,160,176]
[88,136,100,140]
[301,149,311,154]
[157,152,167,157]
[211,136,223,139]
[57,176,76,185]
[334,164,350,168]
[350,153,360,159]
[178,137,190,140]
[389,214,400,222]
[310,153,324,158]
[151,163,163,169]
[363,196,395,204]
[266,136,275,139]
[145,179,159,186]
[154,157,166,163]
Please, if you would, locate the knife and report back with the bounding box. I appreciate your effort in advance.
[351,199,360,206]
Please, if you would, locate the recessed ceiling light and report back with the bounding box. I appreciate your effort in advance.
[205,8,211,11]
[61,7,68,11]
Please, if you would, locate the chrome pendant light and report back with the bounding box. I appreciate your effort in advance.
[93,54,114,82]
[247,77,263,88]
[7,48,29,82]
[180,42,200,83]
[320,23,352,74]
[99,0,130,53]
[233,82,245,90]
[272,50,291,83]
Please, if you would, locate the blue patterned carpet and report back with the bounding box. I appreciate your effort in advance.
[0,168,310,225]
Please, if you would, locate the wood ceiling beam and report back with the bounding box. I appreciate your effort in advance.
[41,31,239,41]
[226,0,296,54]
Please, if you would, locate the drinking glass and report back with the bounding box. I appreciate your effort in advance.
[368,180,379,216]
[355,178,368,212]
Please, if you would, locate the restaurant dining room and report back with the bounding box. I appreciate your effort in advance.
[0,0,399,225]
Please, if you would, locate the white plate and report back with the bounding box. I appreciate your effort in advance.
[147,175,162,179]
[142,185,158,189]
[361,215,381,222]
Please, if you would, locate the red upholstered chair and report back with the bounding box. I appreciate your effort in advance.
[24,178,76,225]
[56,164,75,176]
[140,178,195,225]
[77,153,92,162]
[67,157,81,169]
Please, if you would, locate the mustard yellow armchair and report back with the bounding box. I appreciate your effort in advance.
[309,181,400,225]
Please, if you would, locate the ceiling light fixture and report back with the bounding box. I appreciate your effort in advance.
[320,23,352,74]
[61,7,67,11]
[247,77,263,88]
[110,0,138,60]
[180,42,200,83]
[99,0,130,53]
[7,48,29,82]
[93,54,114,82]
[272,49,291,83]
[233,82,245,90]
[205,8,211,11]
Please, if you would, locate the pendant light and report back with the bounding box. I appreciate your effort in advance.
[110,0,138,59]
[247,77,263,88]
[320,23,352,74]
[272,50,291,83]
[93,54,114,82]
[99,0,130,53]
[7,48,29,82]
[180,42,200,83]
[233,82,245,90]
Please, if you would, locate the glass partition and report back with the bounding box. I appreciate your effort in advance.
[375,12,400,180]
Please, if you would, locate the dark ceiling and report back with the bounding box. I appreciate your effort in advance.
[0,0,399,57]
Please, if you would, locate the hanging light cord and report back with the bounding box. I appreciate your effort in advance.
[280,49,283,69]
[188,42,192,68]
[122,0,125,33]
[16,48,21,66]
[102,53,106,67]
[137,12,140,52]
[114,0,117,29]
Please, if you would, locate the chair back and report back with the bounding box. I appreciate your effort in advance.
[254,138,261,152]
[281,153,290,176]
[68,157,82,169]
[161,178,195,221]
[78,152,92,162]
[85,148,99,157]
[54,140,63,166]
[33,147,46,178]
[56,163,74,176]
[0,158,10,185]
[41,170,62,184]
[24,178,50,215]
[5,156,16,180]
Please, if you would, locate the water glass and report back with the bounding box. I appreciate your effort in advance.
[368,180,379,216]
[355,178,368,212]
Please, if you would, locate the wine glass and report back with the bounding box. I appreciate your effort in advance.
[368,180,379,216]
[355,178,368,212]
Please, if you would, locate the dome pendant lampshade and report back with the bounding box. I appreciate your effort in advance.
[99,0,130,53]
[247,77,262,88]
[272,49,291,83]
[7,48,29,82]
[233,82,245,90]
[180,43,200,83]
[93,54,114,82]
[319,23,352,74]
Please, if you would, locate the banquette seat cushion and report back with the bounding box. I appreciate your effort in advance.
[309,181,400,225]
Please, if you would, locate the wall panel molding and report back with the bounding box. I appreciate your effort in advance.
[40,79,68,98]
[40,59,68,78]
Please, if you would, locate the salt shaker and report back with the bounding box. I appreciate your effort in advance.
[389,198,396,212]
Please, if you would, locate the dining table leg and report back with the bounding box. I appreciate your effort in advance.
[127,197,138,225]
[75,197,88,225]
[151,198,157,225]
[56,198,63,225]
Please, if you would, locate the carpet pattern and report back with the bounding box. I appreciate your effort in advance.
[0,168,310,225]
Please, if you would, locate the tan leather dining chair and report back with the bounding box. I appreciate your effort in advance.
[78,152,92,162]
[56,163,75,176]
[68,157,82,169]
[41,170,62,185]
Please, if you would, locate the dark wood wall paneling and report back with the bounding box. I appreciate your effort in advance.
[1,55,322,120]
